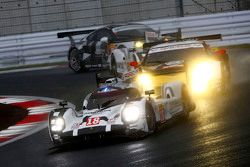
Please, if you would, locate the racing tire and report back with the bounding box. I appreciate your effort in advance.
[110,54,118,76]
[146,103,157,133]
[129,103,157,140]
[181,85,195,118]
[69,48,85,73]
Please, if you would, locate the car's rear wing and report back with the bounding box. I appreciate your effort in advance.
[162,28,222,41]
[57,29,95,38]
[144,28,222,51]
[57,29,96,47]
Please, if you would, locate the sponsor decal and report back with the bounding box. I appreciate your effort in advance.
[122,68,139,80]
[71,123,81,130]
[86,117,100,126]
[149,43,202,54]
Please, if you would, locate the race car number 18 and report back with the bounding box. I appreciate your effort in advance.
[86,117,100,126]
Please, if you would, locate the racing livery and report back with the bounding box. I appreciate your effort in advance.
[57,23,159,73]
[140,40,231,96]
[48,84,195,146]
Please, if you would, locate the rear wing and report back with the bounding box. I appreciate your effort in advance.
[162,28,222,41]
[144,28,222,50]
[57,29,95,38]
[57,29,95,47]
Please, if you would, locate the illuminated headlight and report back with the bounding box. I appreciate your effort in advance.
[135,41,144,48]
[50,118,65,132]
[122,105,141,123]
[190,61,219,94]
[137,73,153,93]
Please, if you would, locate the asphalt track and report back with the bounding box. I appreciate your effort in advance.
[0,47,250,167]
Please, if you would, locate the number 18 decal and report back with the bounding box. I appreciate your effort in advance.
[86,117,100,126]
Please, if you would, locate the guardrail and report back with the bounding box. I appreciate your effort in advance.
[0,10,249,69]
[142,10,250,45]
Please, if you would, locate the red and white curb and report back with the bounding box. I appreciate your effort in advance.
[0,96,74,147]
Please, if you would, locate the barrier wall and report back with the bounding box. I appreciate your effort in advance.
[0,11,249,69]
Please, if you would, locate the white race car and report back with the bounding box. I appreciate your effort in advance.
[48,83,195,146]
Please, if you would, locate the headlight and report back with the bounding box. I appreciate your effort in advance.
[122,105,141,123]
[189,61,219,94]
[137,73,153,93]
[135,41,144,48]
[51,118,65,132]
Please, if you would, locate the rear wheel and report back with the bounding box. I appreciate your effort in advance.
[69,48,84,73]
[110,55,117,76]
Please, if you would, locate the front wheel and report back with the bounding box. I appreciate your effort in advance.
[182,85,195,117]
[69,48,85,73]
[146,104,157,133]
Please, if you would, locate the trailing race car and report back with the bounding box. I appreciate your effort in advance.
[140,39,231,96]
[48,84,195,146]
[57,23,159,73]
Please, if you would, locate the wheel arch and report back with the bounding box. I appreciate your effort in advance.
[68,47,78,60]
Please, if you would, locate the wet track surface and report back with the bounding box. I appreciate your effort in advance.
[0,47,250,167]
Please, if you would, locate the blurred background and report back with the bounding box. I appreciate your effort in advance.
[0,0,249,36]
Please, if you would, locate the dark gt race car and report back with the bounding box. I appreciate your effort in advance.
[48,84,195,146]
[57,23,159,73]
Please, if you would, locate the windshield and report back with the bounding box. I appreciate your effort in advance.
[86,88,140,110]
[143,47,207,66]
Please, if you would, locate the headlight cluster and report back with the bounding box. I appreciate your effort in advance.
[50,118,65,132]
[135,41,144,48]
[122,105,141,123]
[137,73,153,93]
[189,61,220,94]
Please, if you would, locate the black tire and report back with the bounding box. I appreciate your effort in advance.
[68,48,85,73]
[146,103,157,133]
[181,85,194,118]
[110,54,117,76]
[129,104,156,139]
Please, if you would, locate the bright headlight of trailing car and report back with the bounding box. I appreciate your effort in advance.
[137,73,153,93]
[50,117,65,132]
[135,41,144,48]
[189,61,220,94]
[122,105,141,123]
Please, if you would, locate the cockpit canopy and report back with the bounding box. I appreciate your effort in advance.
[86,87,141,110]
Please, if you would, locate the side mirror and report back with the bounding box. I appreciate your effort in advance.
[129,61,139,68]
[145,89,155,96]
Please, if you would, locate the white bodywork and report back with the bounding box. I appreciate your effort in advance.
[108,43,141,75]
[48,81,193,144]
